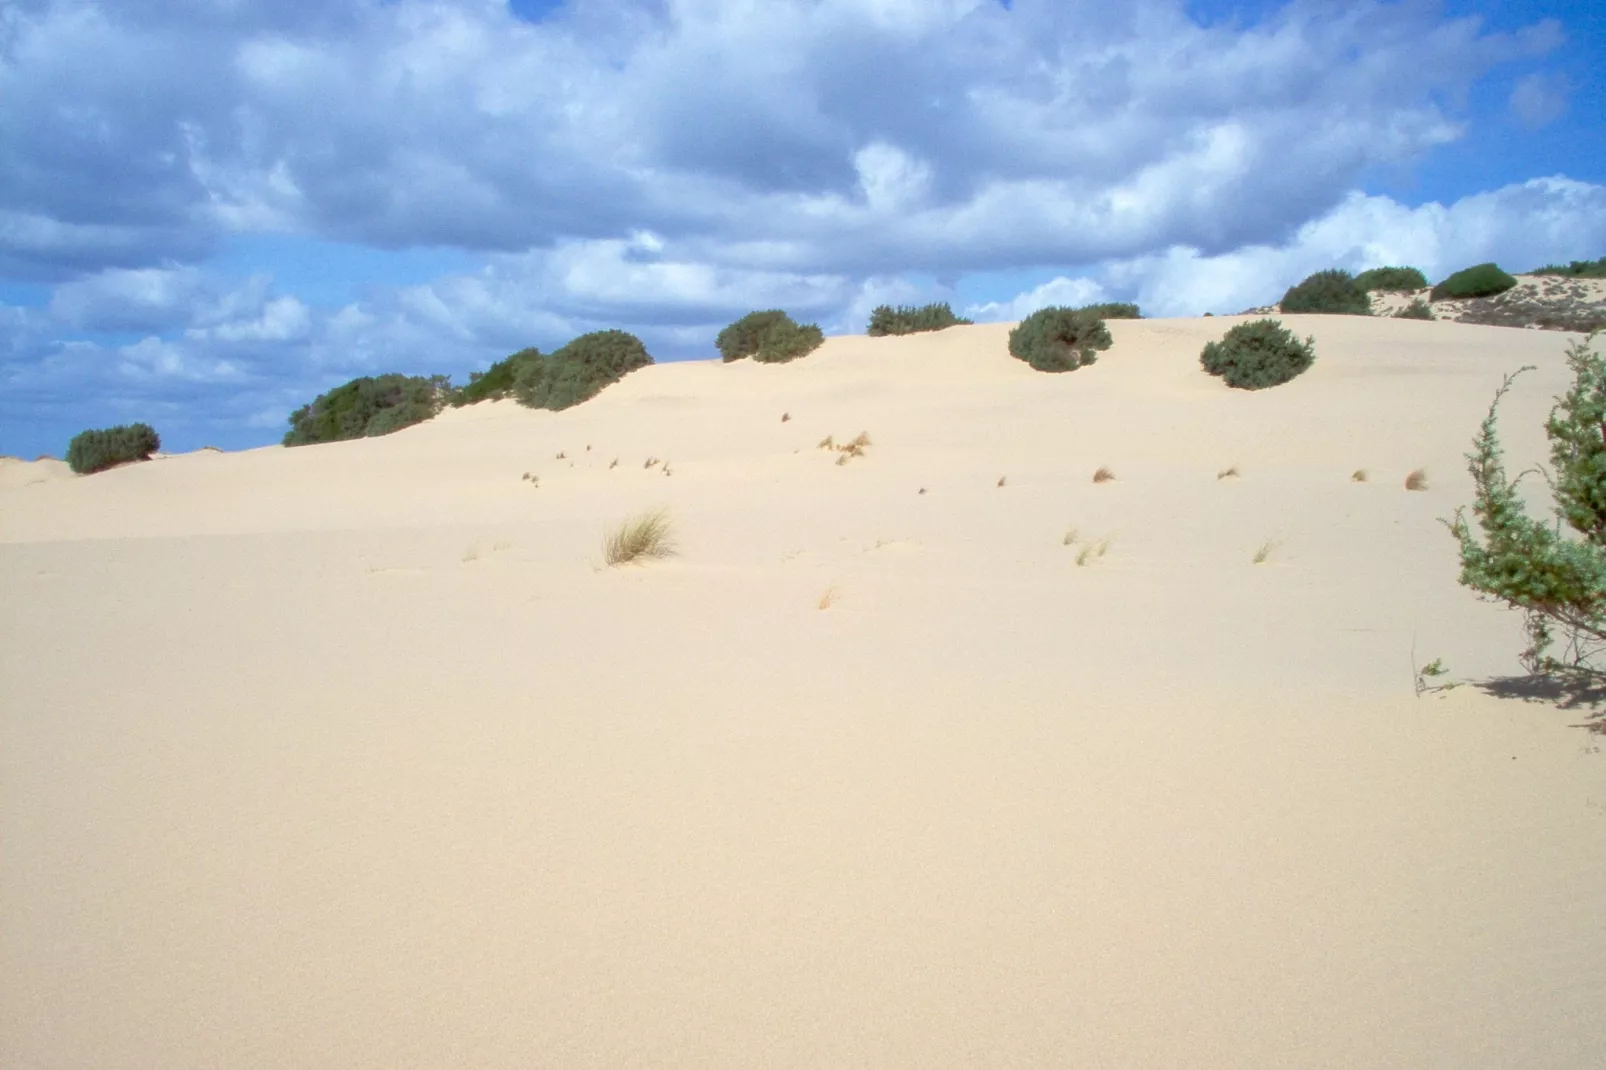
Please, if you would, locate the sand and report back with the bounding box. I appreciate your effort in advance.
[3,316,1603,1068]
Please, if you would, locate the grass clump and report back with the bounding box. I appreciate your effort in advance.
[1394,299,1435,320]
[1252,539,1277,564]
[1431,263,1518,301]
[1008,306,1113,372]
[66,422,160,474]
[604,509,676,566]
[1279,269,1371,315]
[867,302,972,337]
[1092,466,1115,483]
[1354,266,1429,293]
[1200,318,1315,390]
[1405,468,1429,491]
[1530,257,1606,279]
[284,373,450,446]
[1447,334,1606,679]
[452,347,543,407]
[717,310,825,364]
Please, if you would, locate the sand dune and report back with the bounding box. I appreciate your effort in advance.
[3,317,1603,1068]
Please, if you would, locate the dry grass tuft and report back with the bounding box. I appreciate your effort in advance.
[644,457,660,469]
[556,451,566,460]
[604,509,676,566]
[1075,537,1111,566]
[1405,468,1428,491]
[917,487,928,495]
[997,475,1007,487]
[846,431,872,450]
[1351,468,1368,483]
[1062,527,1080,546]
[521,471,531,481]
[835,453,851,466]
[1092,466,1115,483]
[781,412,791,423]
[817,435,835,450]
[609,458,619,469]
[1217,466,1240,480]
[1252,538,1277,564]
[817,586,840,610]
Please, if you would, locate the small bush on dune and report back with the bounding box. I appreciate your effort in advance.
[1394,298,1435,320]
[1279,269,1371,315]
[517,330,652,412]
[284,374,449,446]
[604,509,675,566]
[1354,266,1429,293]
[1431,262,1518,301]
[867,302,972,336]
[1008,306,1113,372]
[452,347,543,407]
[1200,319,1315,390]
[1530,257,1606,279]
[717,310,824,363]
[66,422,160,474]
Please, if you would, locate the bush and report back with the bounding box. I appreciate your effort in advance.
[1431,262,1518,301]
[1354,266,1429,293]
[1008,306,1113,372]
[1279,269,1371,315]
[867,302,972,336]
[283,374,449,446]
[452,347,543,407]
[1200,319,1315,390]
[717,310,825,363]
[1078,302,1142,320]
[516,329,652,412]
[66,422,160,474]
[1530,257,1606,279]
[1394,298,1435,320]
[1448,334,1606,679]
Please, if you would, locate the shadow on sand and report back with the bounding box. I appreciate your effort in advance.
[1477,674,1606,734]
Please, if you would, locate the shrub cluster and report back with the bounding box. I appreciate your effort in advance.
[514,329,652,412]
[1530,256,1606,279]
[1077,302,1142,320]
[717,310,825,363]
[1394,298,1435,320]
[1279,269,1371,315]
[1353,266,1428,293]
[452,348,543,407]
[66,422,160,474]
[1008,306,1113,372]
[1200,319,1315,390]
[867,302,972,336]
[1431,262,1518,301]
[283,374,449,447]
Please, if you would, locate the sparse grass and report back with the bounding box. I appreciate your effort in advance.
[556,451,566,459]
[997,475,1007,487]
[1062,527,1080,546]
[835,453,851,466]
[662,463,673,476]
[1352,468,1368,483]
[817,586,840,610]
[846,431,871,450]
[817,435,834,449]
[781,412,791,423]
[1092,466,1115,483]
[917,487,928,495]
[609,457,619,469]
[1405,468,1428,491]
[1252,539,1277,564]
[1217,466,1240,480]
[462,546,481,563]
[521,471,531,481]
[1074,537,1111,566]
[644,457,660,469]
[826,430,873,464]
[604,509,676,566]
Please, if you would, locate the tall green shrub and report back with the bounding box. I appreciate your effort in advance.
[1431,263,1518,301]
[717,310,825,363]
[1279,269,1371,315]
[1200,319,1315,390]
[66,422,160,474]
[1447,334,1606,677]
[452,348,543,407]
[867,302,972,336]
[1008,307,1112,372]
[516,329,652,412]
[283,374,449,446]
[1354,266,1429,292]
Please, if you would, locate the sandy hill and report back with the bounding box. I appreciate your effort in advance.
[2,317,1603,1068]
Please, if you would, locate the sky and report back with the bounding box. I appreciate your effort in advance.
[2,0,1603,457]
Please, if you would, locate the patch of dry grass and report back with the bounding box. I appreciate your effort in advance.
[1252,538,1277,564]
[1217,466,1240,480]
[817,586,840,610]
[1062,527,1080,546]
[817,435,835,450]
[1351,469,1368,483]
[1093,466,1115,483]
[1075,537,1111,566]
[781,412,791,423]
[604,509,676,566]
[997,475,1007,487]
[1405,468,1428,491]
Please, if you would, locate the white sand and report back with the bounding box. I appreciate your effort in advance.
[3,317,1603,1068]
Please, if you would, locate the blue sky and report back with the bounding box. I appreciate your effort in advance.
[2,0,1603,458]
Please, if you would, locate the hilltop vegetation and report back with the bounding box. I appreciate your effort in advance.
[1531,257,1606,279]
[284,374,450,447]
[868,302,972,336]
[1279,269,1371,315]
[717,310,826,363]
[66,422,161,474]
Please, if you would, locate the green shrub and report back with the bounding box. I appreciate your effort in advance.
[283,374,449,447]
[1008,307,1112,372]
[1530,257,1606,279]
[867,302,972,336]
[1200,319,1315,390]
[1279,269,1371,315]
[66,422,160,474]
[516,329,652,412]
[717,310,825,363]
[1354,266,1429,292]
[452,347,543,407]
[1394,298,1435,320]
[1431,262,1518,301]
[1448,334,1606,679]
[1077,302,1142,319]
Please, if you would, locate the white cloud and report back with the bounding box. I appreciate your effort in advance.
[1509,72,1569,129]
